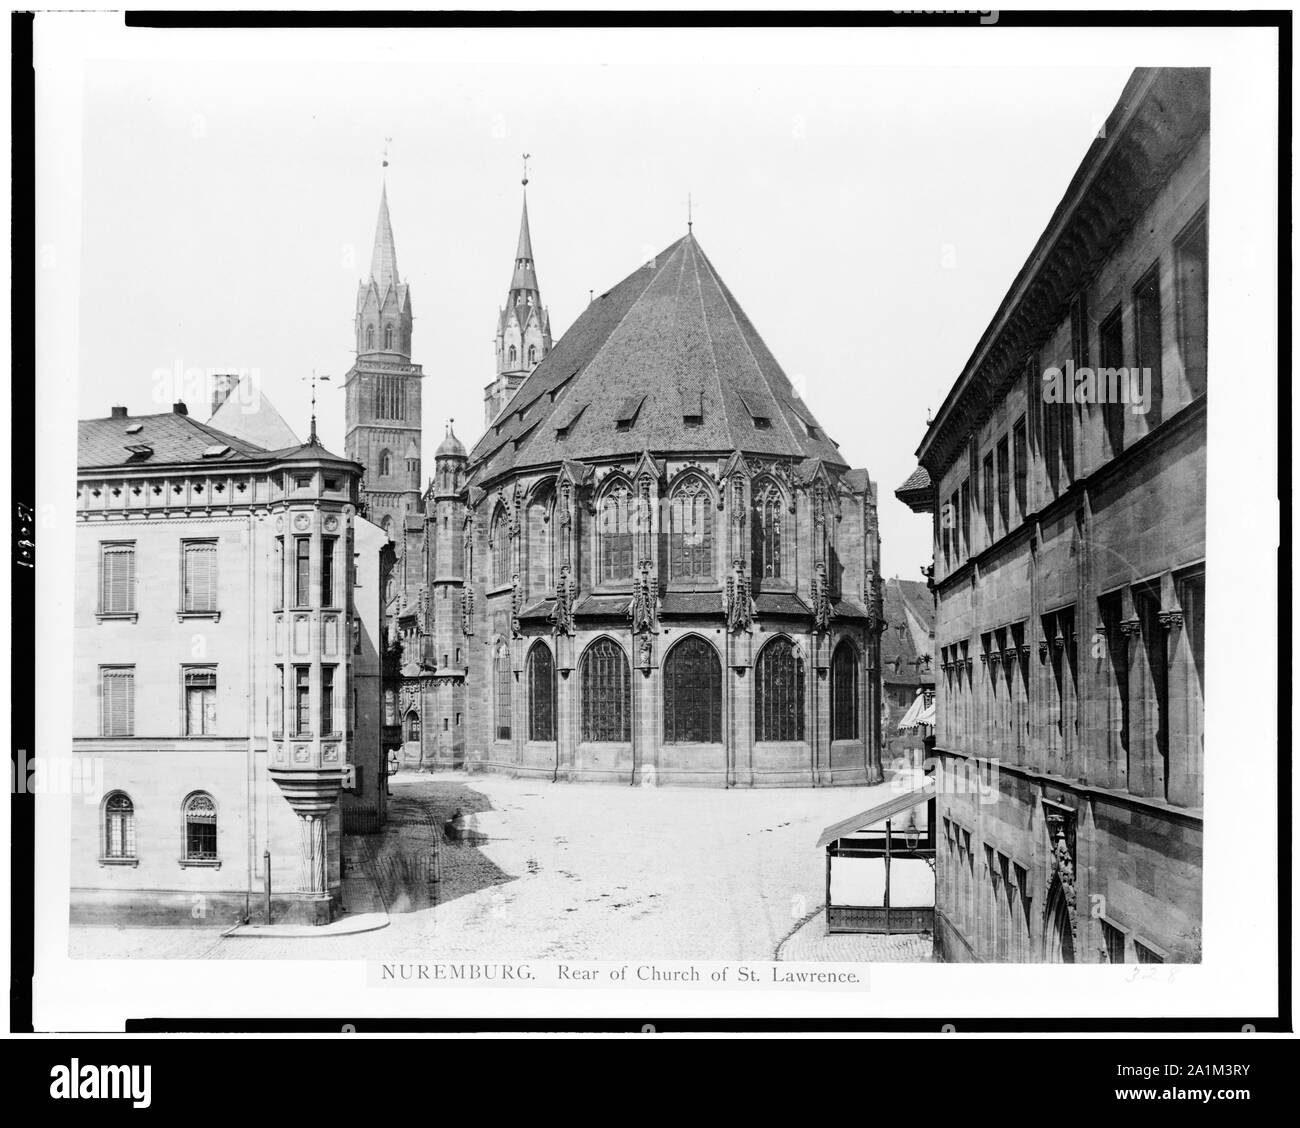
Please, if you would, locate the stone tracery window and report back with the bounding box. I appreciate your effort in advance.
[663,636,721,743]
[599,484,635,583]
[752,481,784,580]
[668,476,714,580]
[581,637,630,742]
[755,637,805,742]
[494,643,512,741]
[830,640,859,741]
[527,642,556,742]
[490,505,510,588]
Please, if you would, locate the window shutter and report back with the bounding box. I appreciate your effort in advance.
[184,542,217,612]
[101,545,135,614]
[102,669,134,736]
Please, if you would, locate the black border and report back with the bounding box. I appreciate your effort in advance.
[13,8,1291,1040]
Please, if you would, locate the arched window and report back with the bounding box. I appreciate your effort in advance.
[103,792,136,860]
[490,506,510,588]
[381,515,393,540]
[755,638,805,742]
[830,640,859,741]
[668,476,713,580]
[663,636,721,743]
[752,482,784,580]
[527,642,556,742]
[526,488,553,598]
[366,325,375,350]
[384,324,394,350]
[182,792,218,862]
[581,638,630,742]
[379,449,392,478]
[494,644,512,741]
[599,485,635,583]
[527,344,537,365]
[406,711,421,743]
[508,345,518,365]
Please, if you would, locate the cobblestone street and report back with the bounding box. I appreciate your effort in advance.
[71,772,925,962]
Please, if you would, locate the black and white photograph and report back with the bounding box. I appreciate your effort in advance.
[15,8,1288,1067]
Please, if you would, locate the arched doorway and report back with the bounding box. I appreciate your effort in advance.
[1044,882,1076,963]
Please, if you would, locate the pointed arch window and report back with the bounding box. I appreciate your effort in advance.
[384,324,394,350]
[755,638,805,742]
[527,344,537,365]
[366,325,375,350]
[663,637,721,743]
[668,477,714,580]
[494,643,512,741]
[406,710,421,743]
[490,506,511,588]
[379,449,392,478]
[182,792,218,862]
[830,640,860,741]
[599,485,635,583]
[527,642,556,742]
[752,482,784,580]
[581,638,630,742]
[508,345,518,365]
[103,792,136,860]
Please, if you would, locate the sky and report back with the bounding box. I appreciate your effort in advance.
[74,33,1131,581]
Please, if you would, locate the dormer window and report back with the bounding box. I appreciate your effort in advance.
[614,394,646,432]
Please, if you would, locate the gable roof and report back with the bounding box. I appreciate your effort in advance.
[467,233,845,485]
[207,390,301,450]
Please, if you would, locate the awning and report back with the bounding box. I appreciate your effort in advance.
[816,781,934,850]
[897,693,926,731]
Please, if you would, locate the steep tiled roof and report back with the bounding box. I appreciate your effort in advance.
[880,576,934,683]
[78,411,268,469]
[467,234,845,485]
[895,465,930,495]
[207,390,301,450]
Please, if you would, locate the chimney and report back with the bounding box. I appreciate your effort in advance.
[110,405,128,418]
[173,401,188,416]
[210,373,240,416]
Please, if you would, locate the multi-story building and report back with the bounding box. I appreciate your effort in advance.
[898,67,1208,962]
[880,576,935,765]
[371,221,886,786]
[72,402,387,925]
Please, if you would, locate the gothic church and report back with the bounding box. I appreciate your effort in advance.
[347,178,886,787]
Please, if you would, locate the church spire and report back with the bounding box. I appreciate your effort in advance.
[510,189,538,294]
[369,182,400,296]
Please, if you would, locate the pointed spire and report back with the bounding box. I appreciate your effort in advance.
[369,182,400,295]
[510,185,539,294]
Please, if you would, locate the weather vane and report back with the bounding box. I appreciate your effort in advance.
[522,152,531,187]
[303,370,331,445]
[382,137,392,169]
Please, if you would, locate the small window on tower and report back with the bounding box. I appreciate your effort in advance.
[384,325,393,350]
[508,345,518,365]
[528,345,537,365]
[366,326,375,350]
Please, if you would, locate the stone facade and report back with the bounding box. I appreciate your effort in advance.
[73,403,386,925]
[899,68,1207,963]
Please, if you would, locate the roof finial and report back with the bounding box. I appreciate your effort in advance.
[304,370,331,446]
[687,191,693,234]
[382,136,392,170]
[522,152,530,187]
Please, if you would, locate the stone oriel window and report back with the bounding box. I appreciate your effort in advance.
[494,643,512,741]
[599,485,635,584]
[668,477,713,581]
[182,792,218,863]
[830,640,859,741]
[755,637,805,742]
[102,792,136,860]
[527,641,556,742]
[662,636,721,743]
[581,637,630,743]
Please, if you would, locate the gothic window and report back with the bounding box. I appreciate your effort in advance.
[384,324,394,350]
[752,483,784,580]
[581,637,630,743]
[668,477,713,580]
[406,710,420,743]
[663,636,721,743]
[494,644,512,741]
[528,344,537,365]
[527,491,553,597]
[182,792,218,862]
[527,642,556,742]
[490,506,510,588]
[366,325,375,350]
[830,640,859,740]
[509,345,518,365]
[755,637,805,742]
[599,485,635,583]
[103,792,136,860]
[379,449,392,478]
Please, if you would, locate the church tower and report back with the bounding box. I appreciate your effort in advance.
[484,171,551,425]
[344,182,424,538]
